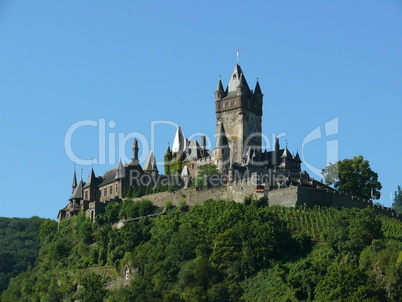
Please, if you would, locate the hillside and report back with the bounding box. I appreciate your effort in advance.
[2,199,402,301]
[0,217,52,293]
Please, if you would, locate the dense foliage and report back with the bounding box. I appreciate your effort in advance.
[0,216,51,293]
[2,199,402,301]
[392,185,402,214]
[322,156,382,200]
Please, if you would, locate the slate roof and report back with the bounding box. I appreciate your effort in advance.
[115,159,125,179]
[144,151,158,171]
[216,77,224,92]
[172,126,185,153]
[70,180,84,200]
[215,123,229,149]
[185,139,201,161]
[254,80,262,95]
[72,169,77,188]
[83,168,101,188]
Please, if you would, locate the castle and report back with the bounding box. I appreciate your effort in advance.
[59,63,399,222]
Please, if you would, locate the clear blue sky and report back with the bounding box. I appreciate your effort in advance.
[1,1,401,219]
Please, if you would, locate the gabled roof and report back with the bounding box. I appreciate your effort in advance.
[70,180,84,200]
[144,150,158,171]
[215,123,229,149]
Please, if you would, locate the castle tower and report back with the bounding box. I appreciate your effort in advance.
[215,64,263,164]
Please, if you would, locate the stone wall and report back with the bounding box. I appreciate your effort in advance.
[132,183,258,207]
[268,186,401,221]
[125,183,401,221]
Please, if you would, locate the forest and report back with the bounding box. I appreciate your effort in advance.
[1,198,402,301]
[0,217,51,293]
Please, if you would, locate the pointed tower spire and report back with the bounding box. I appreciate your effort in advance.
[115,159,125,179]
[215,123,229,149]
[84,168,97,188]
[215,76,225,100]
[172,126,185,154]
[144,151,158,174]
[294,151,302,163]
[216,76,224,91]
[281,148,290,158]
[72,167,77,193]
[228,64,243,93]
[236,72,250,96]
[254,79,262,95]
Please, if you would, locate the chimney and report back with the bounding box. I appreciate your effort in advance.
[201,136,206,156]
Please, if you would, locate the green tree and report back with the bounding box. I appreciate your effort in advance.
[322,155,382,200]
[392,185,402,214]
[194,164,219,189]
[197,164,219,176]
[77,273,107,302]
[314,265,385,301]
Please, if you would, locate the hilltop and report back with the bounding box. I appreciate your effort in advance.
[2,198,402,301]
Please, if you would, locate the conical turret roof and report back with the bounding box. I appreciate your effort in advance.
[281,148,291,158]
[70,180,83,200]
[216,77,224,92]
[144,150,158,171]
[215,123,229,149]
[115,159,125,179]
[72,168,77,188]
[172,126,185,154]
[254,80,262,95]
[83,168,97,188]
[227,64,250,93]
[294,151,302,163]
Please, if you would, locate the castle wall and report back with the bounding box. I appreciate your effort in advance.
[126,184,401,221]
[268,187,298,207]
[268,186,400,220]
[132,183,258,207]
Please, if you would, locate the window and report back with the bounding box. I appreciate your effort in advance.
[115,183,118,194]
[84,191,88,200]
[104,188,107,197]
[110,186,113,195]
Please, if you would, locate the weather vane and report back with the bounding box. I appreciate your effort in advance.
[236,48,240,64]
